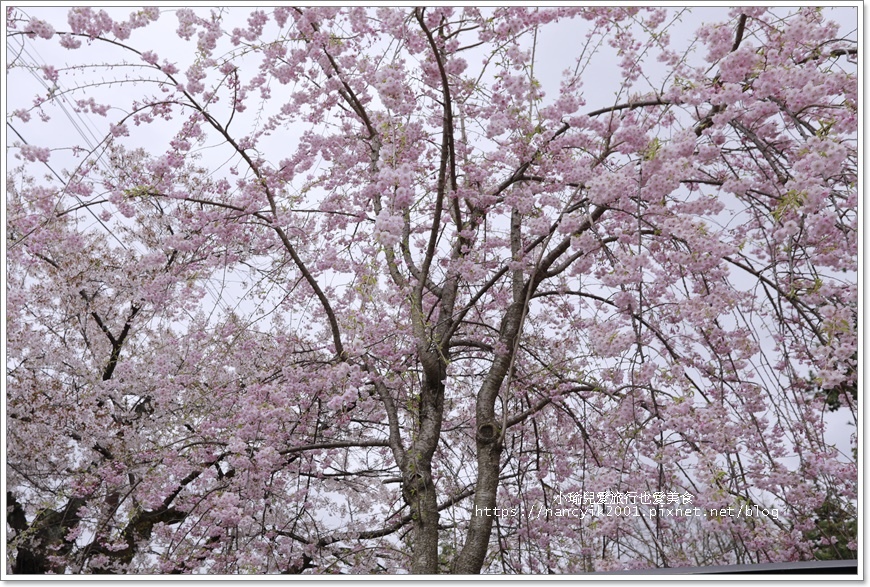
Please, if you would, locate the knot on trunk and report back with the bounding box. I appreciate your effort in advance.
[476,421,500,445]
[401,469,432,501]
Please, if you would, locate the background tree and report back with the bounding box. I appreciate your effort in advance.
[6,6,858,574]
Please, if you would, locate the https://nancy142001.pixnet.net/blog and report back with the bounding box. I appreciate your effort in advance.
[475,489,779,522]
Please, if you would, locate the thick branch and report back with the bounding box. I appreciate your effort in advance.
[695,13,748,135]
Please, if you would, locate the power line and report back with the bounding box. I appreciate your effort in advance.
[7,32,242,316]
[7,121,128,251]
[7,31,129,250]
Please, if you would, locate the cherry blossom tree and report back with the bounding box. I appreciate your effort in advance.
[6,6,858,574]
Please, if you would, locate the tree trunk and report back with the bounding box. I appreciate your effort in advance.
[452,301,524,573]
[451,421,502,574]
[403,350,446,573]
[403,455,441,574]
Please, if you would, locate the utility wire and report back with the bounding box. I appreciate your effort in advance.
[8,30,255,316]
[7,32,128,250]
[7,121,128,251]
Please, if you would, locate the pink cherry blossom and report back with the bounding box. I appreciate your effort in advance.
[6,6,857,575]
